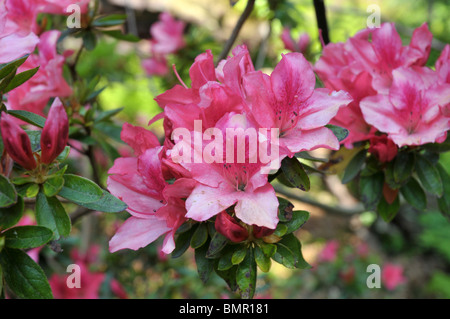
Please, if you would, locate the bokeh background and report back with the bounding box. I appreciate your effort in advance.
[37,0,450,299]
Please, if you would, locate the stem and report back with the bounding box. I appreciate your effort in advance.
[313,0,330,45]
[273,184,364,216]
[215,0,256,65]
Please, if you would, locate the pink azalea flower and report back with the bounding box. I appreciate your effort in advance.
[150,12,185,55]
[382,263,406,291]
[107,124,195,254]
[0,0,39,63]
[281,28,310,54]
[142,54,169,76]
[7,30,72,116]
[39,0,90,15]
[243,52,352,161]
[317,240,339,262]
[360,66,450,147]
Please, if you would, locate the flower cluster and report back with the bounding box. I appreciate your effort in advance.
[108,45,352,254]
[142,12,186,76]
[315,22,450,154]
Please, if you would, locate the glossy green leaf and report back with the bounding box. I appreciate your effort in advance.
[377,195,400,222]
[400,177,427,210]
[436,164,450,216]
[284,210,309,234]
[3,226,53,249]
[254,245,271,272]
[62,189,127,213]
[342,149,367,184]
[236,247,256,299]
[359,172,384,210]
[7,110,46,128]
[206,231,229,259]
[231,246,248,265]
[43,176,65,197]
[415,155,443,197]
[35,192,71,239]
[0,196,23,230]
[393,151,415,185]
[281,157,310,191]
[190,223,208,249]
[0,247,53,299]
[325,124,349,142]
[194,243,214,284]
[58,174,103,204]
[3,67,39,93]
[0,175,17,208]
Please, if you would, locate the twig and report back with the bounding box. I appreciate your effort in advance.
[274,184,364,216]
[69,206,93,225]
[215,0,256,65]
[313,0,330,45]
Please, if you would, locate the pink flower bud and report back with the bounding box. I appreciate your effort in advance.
[0,114,37,171]
[40,98,68,164]
[368,135,398,163]
[252,225,275,239]
[215,211,249,243]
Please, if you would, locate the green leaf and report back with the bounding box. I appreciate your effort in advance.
[231,246,247,265]
[0,196,24,230]
[0,66,17,92]
[35,192,71,239]
[0,247,53,299]
[61,189,127,213]
[393,151,415,185]
[254,245,271,272]
[273,223,288,237]
[400,177,427,210]
[7,110,46,128]
[55,146,71,162]
[436,164,450,216]
[259,242,277,258]
[206,231,229,259]
[172,226,195,259]
[359,172,384,210]
[3,226,53,249]
[236,247,257,299]
[25,130,42,151]
[415,155,443,197]
[214,265,238,292]
[217,248,235,271]
[0,55,29,79]
[342,149,367,184]
[101,30,140,42]
[82,31,97,51]
[280,156,310,191]
[377,195,400,222]
[190,223,208,249]
[325,124,349,142]
[3,67,39,93]
[284,210,309,234]
[277,197,294,222]
[0,174,17,208]
[194,243,214,284]
[94,107,123,124]
[92,14,127,27]
[43,176,65,197]
[58,174,103,204]
[295,151,328,163]
[274,234,310,269]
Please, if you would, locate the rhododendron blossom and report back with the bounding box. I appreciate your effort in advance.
[107,45,354,254]
[7,30,72,116]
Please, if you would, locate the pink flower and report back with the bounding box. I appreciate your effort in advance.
[107,124,195,254]
[360,66,450,147]
[150,12,185,55]
[243,52,352,161]
[318,240,339,262]
[315,23,435,148]
[368,135,398,163]
[40,98,69,164]
[0,0,39,63]
[281,28,310,53]
[382,263,406,290]
[142,55,169,76]
[0,113,37,171]
[7,30,72,116]
[39,0,90,15]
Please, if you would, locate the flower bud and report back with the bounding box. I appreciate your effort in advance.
[0,114,37,171]
[252,225,275,239]
[40,98,69,164]
[215,211,248,243]
[368,135,398,163]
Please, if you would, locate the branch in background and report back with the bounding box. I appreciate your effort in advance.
[313,0,330,45]
[274,184,365,216]
[215,0,256,65]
